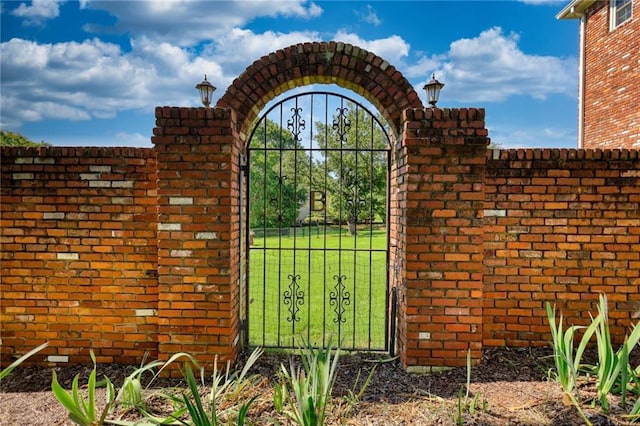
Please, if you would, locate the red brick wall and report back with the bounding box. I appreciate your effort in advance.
[1,129,639,370]
[152,107,241,370]
[583,0,640,149]
[1,147,158,365]
[484,148,640,347]
[399,108,489,369]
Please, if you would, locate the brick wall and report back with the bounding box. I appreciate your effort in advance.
[1,127,639,370]
[398,108,489,369]
[484,148,640,347]
[152,106,241,369]
[0,147,158,365]
[582,0,640,149]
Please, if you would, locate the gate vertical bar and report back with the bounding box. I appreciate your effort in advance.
[322,93,329,348]
[352,104,359,349]
[368,115,374,350]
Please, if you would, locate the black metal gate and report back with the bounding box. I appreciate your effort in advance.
[244,92,391,351]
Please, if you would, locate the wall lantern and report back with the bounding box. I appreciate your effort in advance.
[423,73,444,107]
[195,74,216,107]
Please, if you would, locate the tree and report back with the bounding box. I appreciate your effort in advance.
[313,103,389,232]
[248,119,310,229]
[0,129,47,147]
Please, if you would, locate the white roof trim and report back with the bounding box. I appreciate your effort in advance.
[556,0,598,19]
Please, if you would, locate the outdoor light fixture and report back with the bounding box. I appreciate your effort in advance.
[195,74,216,107]
[423,73,444,107]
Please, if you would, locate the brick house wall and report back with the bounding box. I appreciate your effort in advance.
[582,0,639,149]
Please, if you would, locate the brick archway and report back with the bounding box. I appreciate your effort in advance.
[151,42,490,371]
[216,41,423,142]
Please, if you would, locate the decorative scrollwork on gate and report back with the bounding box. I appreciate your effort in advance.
[287,107,305,143]
[330,274,351,323]
[283,274,304,322]
[344,174,367,225]
[269,175,288,223]
[332,107,351,146]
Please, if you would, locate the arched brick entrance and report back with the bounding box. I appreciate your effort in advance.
[216,41,423,142]
[153,41,489,371]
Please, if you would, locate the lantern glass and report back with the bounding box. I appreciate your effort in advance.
[423,73,444,107]
[195,75,216,107]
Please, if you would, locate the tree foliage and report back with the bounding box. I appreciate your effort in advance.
[248,119,310,229]
[247,100,389,233]
[313,103,388,226]
[0,129,48,147]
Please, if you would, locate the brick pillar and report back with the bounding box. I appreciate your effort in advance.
[397,108,489,370]
[152,107,240,369]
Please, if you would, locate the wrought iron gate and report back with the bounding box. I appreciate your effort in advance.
[245,92,391,351]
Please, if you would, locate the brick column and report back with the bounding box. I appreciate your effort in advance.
[152,107,240,369]
[398,108,489,370]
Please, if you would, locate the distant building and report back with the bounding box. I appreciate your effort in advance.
[558,0,639,149]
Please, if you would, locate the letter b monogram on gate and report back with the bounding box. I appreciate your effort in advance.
[310,190,325,211]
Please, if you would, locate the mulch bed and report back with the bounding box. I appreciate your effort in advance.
[1,346,638,425]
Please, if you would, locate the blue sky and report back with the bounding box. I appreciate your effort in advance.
[1,0,580,148]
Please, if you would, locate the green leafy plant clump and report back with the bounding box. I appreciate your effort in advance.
[277,340,341,426]
[49,349,264,426]
[274,338,375,426]
[51,350,116,426]
[546,293,640,425]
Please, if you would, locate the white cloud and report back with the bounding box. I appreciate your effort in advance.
[12,0,61,24]
[0,25,323,129]
[115,131,152,147]
[409,27,576,103]
[209,28,320,69]
[1,37,154,124]
[82,0,322,46]
[489,124,577,149]
[357,5,382,26]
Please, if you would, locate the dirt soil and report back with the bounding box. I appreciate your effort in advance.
[1,346,637,425]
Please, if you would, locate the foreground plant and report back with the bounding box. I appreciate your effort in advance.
[156,347,263,426]
[278,340,340,426]
[546,301,599,426]
[0,342,48,380]
[547,293,640,424]
[455,349,486,426]
[546,301,598,405]
[51,350,116,426]
[591,293,640,413]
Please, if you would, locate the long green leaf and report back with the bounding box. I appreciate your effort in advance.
[0,342,48,380]
[621,341,629,408]
[52,371,91,424]
[87,351,97,420]
[237,396,257,426]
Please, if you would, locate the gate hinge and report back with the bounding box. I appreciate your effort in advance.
[240,164,249,176]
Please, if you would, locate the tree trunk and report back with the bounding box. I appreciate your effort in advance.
[348,221,356,236]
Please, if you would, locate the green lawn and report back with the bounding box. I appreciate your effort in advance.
[248,226,388,350]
